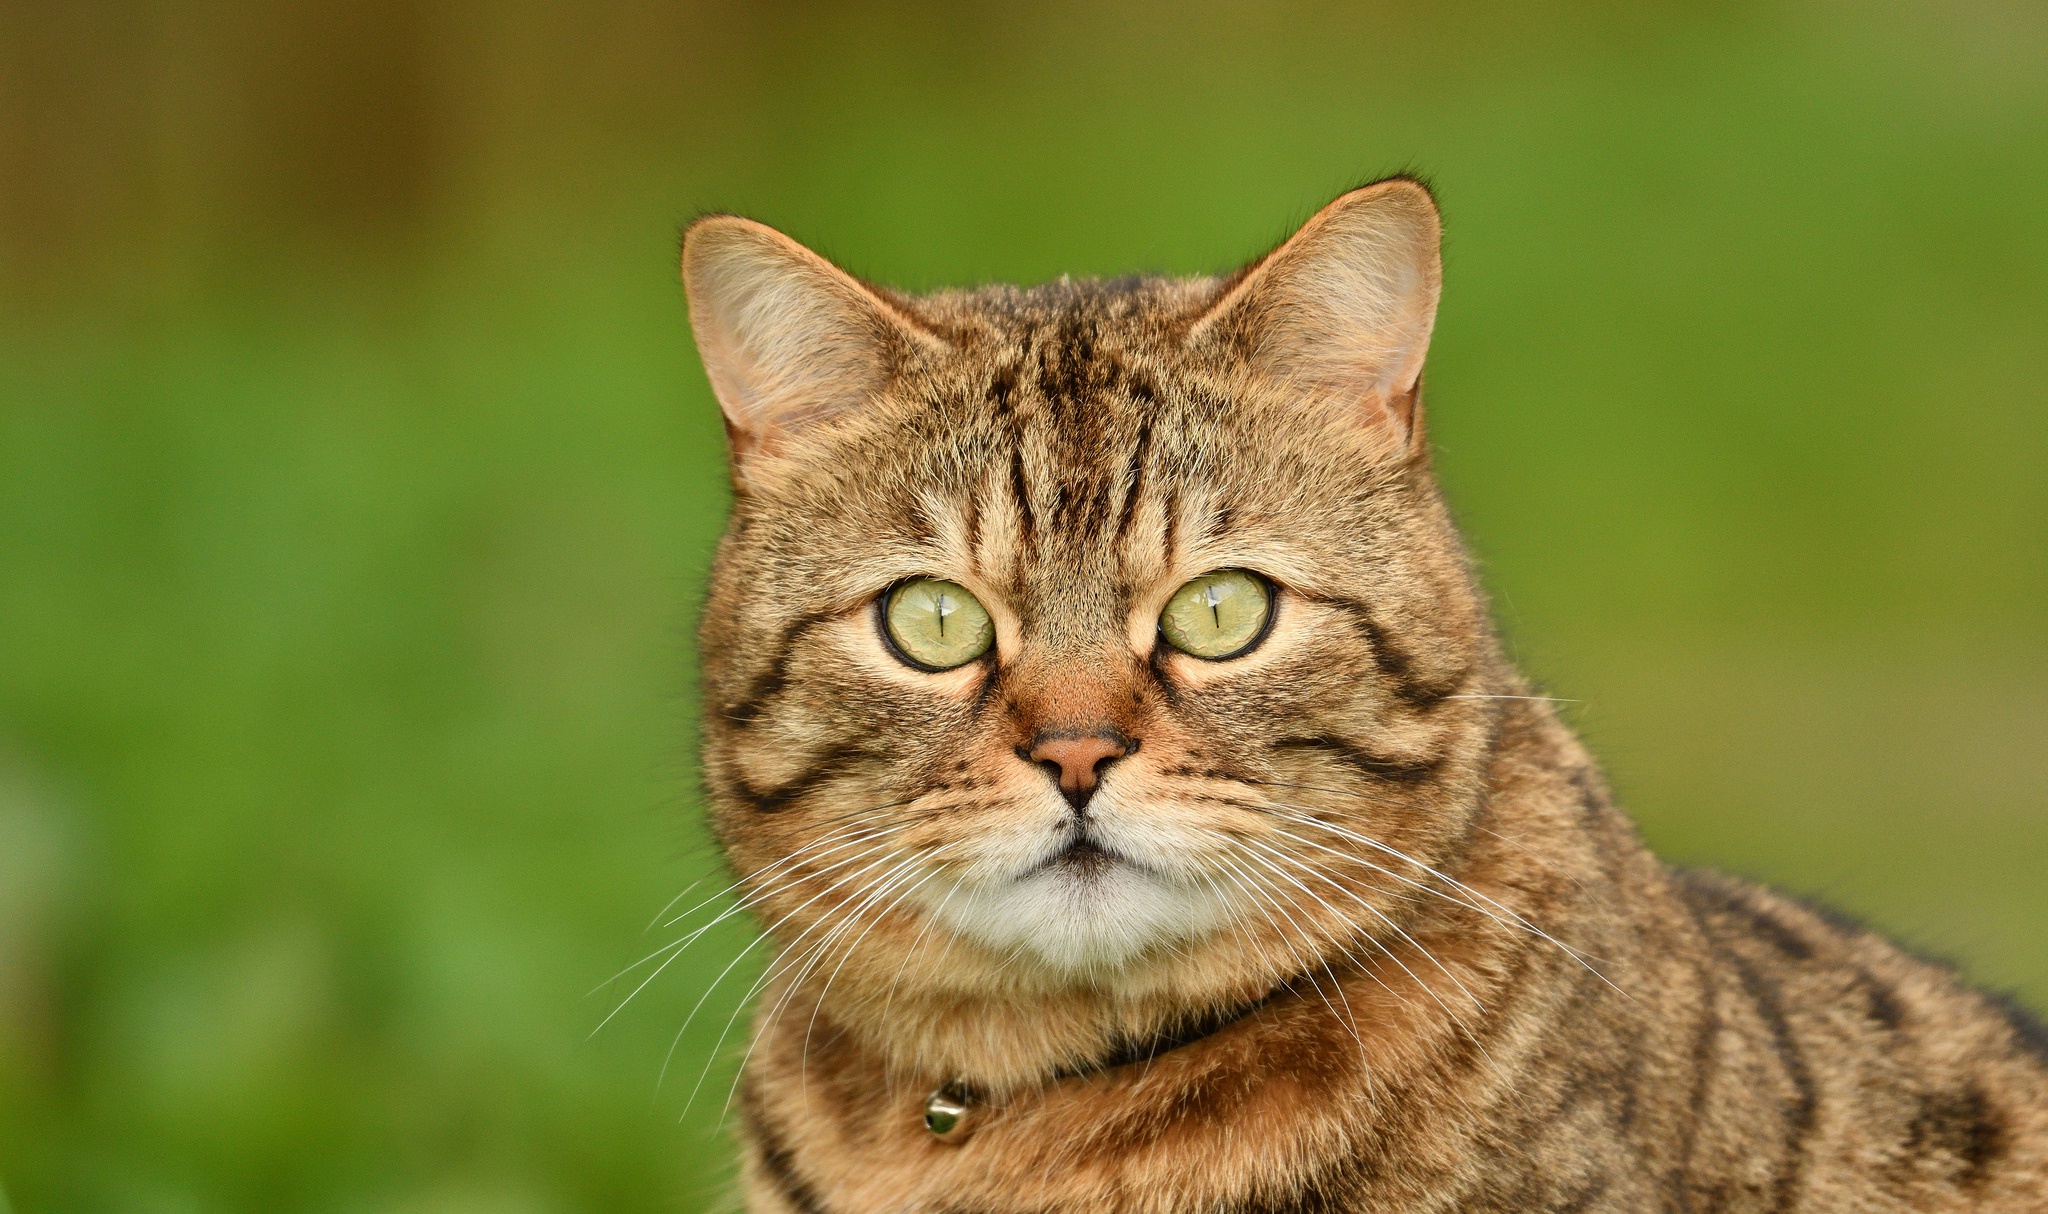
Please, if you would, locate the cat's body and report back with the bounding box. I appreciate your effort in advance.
[679,180,2048,1211]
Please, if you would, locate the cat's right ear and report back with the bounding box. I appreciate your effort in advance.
[682,216,943,484]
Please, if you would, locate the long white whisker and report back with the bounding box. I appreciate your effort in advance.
[696,850,932,1120]
[881,875,961,1024]
[595,825,891,1000]
[1222,848,1373,1060]
[644,796,927,940]
[644,872,712,936]
[1242,836,1487,1024]
[593,837,906,1041]
[1211,853,1350,1034]
[656,817,885,932]
[1252,828,1497,1016]
[797,855,948,1101]
[1271,806,1623,996]
[649,842,907,1082]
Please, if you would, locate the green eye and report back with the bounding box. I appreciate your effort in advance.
[882,578,995,670]
[1159,570,1272,660]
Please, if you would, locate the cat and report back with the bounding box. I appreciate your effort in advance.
[677,177,2048,1211]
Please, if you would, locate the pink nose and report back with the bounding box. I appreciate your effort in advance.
[1023,732,1135,807]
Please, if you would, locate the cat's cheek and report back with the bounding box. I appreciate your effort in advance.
[1082,794,1251,883]
[916,798,1070,883]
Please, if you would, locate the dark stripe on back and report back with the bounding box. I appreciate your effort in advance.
[1859,968,1907,1031]
[1125,367,1159,406]
[1671,950,1723,1204]
[1756,885,2048,1064]
[1903,1083,2007,1189]
[987,363,1017,415]
[1677,876,1818,1212]
[1726,900,1816,963]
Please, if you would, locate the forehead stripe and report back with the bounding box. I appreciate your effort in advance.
[1007,445,1037,555]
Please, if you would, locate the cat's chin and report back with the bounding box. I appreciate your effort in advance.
[926,861,1236,976]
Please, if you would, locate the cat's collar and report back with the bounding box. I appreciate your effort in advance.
[922,981,1288,1142]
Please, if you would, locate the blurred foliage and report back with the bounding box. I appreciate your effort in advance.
[1,1,2045,1209]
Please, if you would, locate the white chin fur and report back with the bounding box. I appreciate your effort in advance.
[927,862,1235,974]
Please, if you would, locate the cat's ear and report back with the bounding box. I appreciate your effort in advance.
[1190,177,1442,448]
[682,215,944,478]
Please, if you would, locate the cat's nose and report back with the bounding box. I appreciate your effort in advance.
[1020,730,1136,811]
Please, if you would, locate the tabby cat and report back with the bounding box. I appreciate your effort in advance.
[677,178,2048,1211]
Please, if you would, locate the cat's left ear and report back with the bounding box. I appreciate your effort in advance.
[1189,177,1442,451]
[682,215,945,482]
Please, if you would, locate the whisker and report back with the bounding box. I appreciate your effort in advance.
[1223,849,1374,1059]
[879,872,963,1025]
[643,841,906,1076]
[656,815,887,932]
[797,855,949,1102]
[590,836,905,1037]
[681,849,929,1120]
[704,847,939,1119]
[595,825,891,999]
[1475,823,1589,892]
[1210,854,1355,1043]
[642,793,931,938]
[1241,836,1487,1023]
[1269,805,1623,996]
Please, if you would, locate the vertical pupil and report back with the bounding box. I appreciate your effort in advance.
[933,591,954,638]
[1201,582,1225,626]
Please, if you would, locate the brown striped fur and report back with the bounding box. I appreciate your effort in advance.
[679,178,2048,1212]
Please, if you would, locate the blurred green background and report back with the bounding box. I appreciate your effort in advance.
[2,1,2044,1209]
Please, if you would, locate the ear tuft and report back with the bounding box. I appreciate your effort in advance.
[1191,178,1442,442]
[682,216,939,474]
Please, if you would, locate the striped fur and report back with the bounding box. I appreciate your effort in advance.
[681,179,2048,1211]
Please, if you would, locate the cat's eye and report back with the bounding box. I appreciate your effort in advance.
[1158,569,1273,660]
[881,578,995,671]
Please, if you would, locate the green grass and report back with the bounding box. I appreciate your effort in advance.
[1,3,2044,1209]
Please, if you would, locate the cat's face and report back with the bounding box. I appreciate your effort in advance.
[689,181,1497,999]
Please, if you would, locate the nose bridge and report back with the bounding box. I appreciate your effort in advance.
[1008,643,1139,738]
[1003,555,1146,740]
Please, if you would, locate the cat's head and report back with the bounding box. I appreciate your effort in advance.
[685,180,1501,1010]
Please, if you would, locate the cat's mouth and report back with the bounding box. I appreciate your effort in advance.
[1046,836,1119,877]
[1035,832,1157,881]
[931,818,1236,970]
